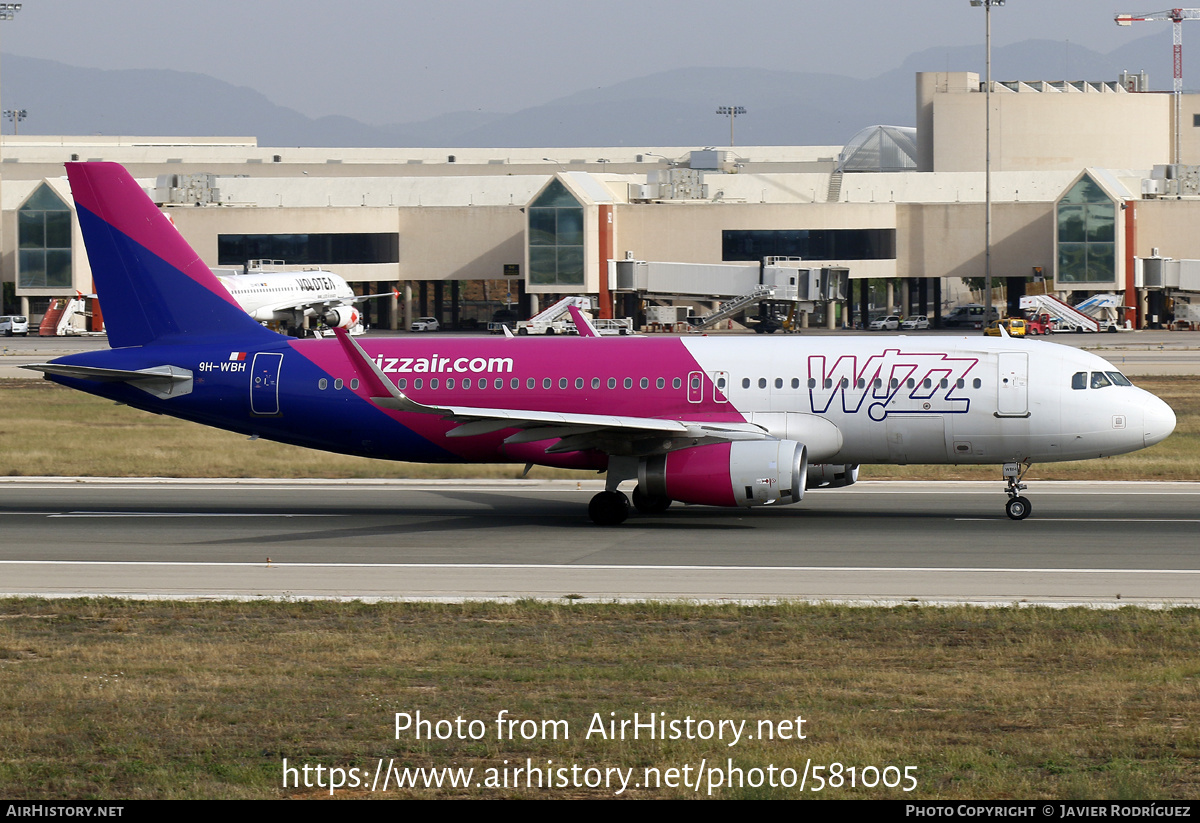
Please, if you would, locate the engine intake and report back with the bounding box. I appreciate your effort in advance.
[639,440,807,508]
[322,306,360,329]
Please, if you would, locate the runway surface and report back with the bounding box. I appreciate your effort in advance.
[2,479,1197,606]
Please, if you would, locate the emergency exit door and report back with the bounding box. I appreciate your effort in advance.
[250,352,284,416]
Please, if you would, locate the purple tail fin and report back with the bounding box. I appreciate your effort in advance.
[66,162,275,348]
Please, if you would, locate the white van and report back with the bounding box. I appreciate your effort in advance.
[0,315,29,336]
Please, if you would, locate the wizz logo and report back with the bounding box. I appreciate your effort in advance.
[807,349,978,421]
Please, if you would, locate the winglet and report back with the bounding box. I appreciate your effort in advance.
[567,304,600,337]
[331,327,441,414]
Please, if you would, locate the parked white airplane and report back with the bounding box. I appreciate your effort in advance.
[30,163,1180,526]
[216,268,395,337]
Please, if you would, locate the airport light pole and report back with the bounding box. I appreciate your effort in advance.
[4,108,25,134]
[0,4,20,317]
[716,106,746,148]
[971,0,1003,322]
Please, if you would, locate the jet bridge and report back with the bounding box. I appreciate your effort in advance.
[613,257,848,332]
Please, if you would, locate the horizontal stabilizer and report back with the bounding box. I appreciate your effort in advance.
[23,363,193,399]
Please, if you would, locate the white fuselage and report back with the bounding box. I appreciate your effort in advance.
[677,335,1175,466]
[217,270,353,323]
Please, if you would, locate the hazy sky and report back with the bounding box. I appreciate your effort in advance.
[3,1,1167,124]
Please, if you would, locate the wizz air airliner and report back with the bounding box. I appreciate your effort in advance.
[25,163,1176,525]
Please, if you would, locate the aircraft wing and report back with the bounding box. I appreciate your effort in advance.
[333,329,768,455]
[254,289,395,321]
[349,289,400,305]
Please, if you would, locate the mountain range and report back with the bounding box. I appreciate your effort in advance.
[0,32,1171,148]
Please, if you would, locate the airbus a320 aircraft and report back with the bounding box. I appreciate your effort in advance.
[25,163,1176,525]
[216,268,395,337]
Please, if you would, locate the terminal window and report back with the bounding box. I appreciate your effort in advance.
[18,183,73,290]
[528,179,585,287]
[1056,175,1116,285]
[722,229,895,261]
[217,233,399,266]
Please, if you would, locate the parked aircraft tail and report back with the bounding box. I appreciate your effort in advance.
[65,162,277,348]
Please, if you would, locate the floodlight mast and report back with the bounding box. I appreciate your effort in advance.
[970,0,1004,324]
[716,106,746,147]
[0,3,20,318]
[1116,8,1200,165]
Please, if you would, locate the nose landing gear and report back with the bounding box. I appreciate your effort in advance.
[1003,461,1032,520]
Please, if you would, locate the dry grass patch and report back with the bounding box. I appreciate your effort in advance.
[0,599,1198,799]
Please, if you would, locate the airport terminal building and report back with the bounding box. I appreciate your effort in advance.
[5,70,1200,330]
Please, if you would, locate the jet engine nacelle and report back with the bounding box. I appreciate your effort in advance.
[322,306,360,329]
[639,440,807,508]
[805,463,860,490]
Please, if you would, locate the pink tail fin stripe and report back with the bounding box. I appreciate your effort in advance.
[66,163,241,308]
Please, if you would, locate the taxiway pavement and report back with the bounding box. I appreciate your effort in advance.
[2,479,1196,606]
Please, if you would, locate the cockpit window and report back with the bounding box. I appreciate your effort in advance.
[1090,372,1112,389]
[1106,372,1133,387]
[1072,372,1087,390]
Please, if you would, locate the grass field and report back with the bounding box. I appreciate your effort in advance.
[1,599,1198,800]
[0,376,1196,481]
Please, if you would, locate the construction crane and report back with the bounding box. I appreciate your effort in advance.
[1116,8,1200,163]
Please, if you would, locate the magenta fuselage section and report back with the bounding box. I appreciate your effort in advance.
[289,335,745,467]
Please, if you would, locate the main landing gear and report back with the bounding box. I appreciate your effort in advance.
[588,490,630,526]
[588,485,674,525]
[1003,461,1032,521]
